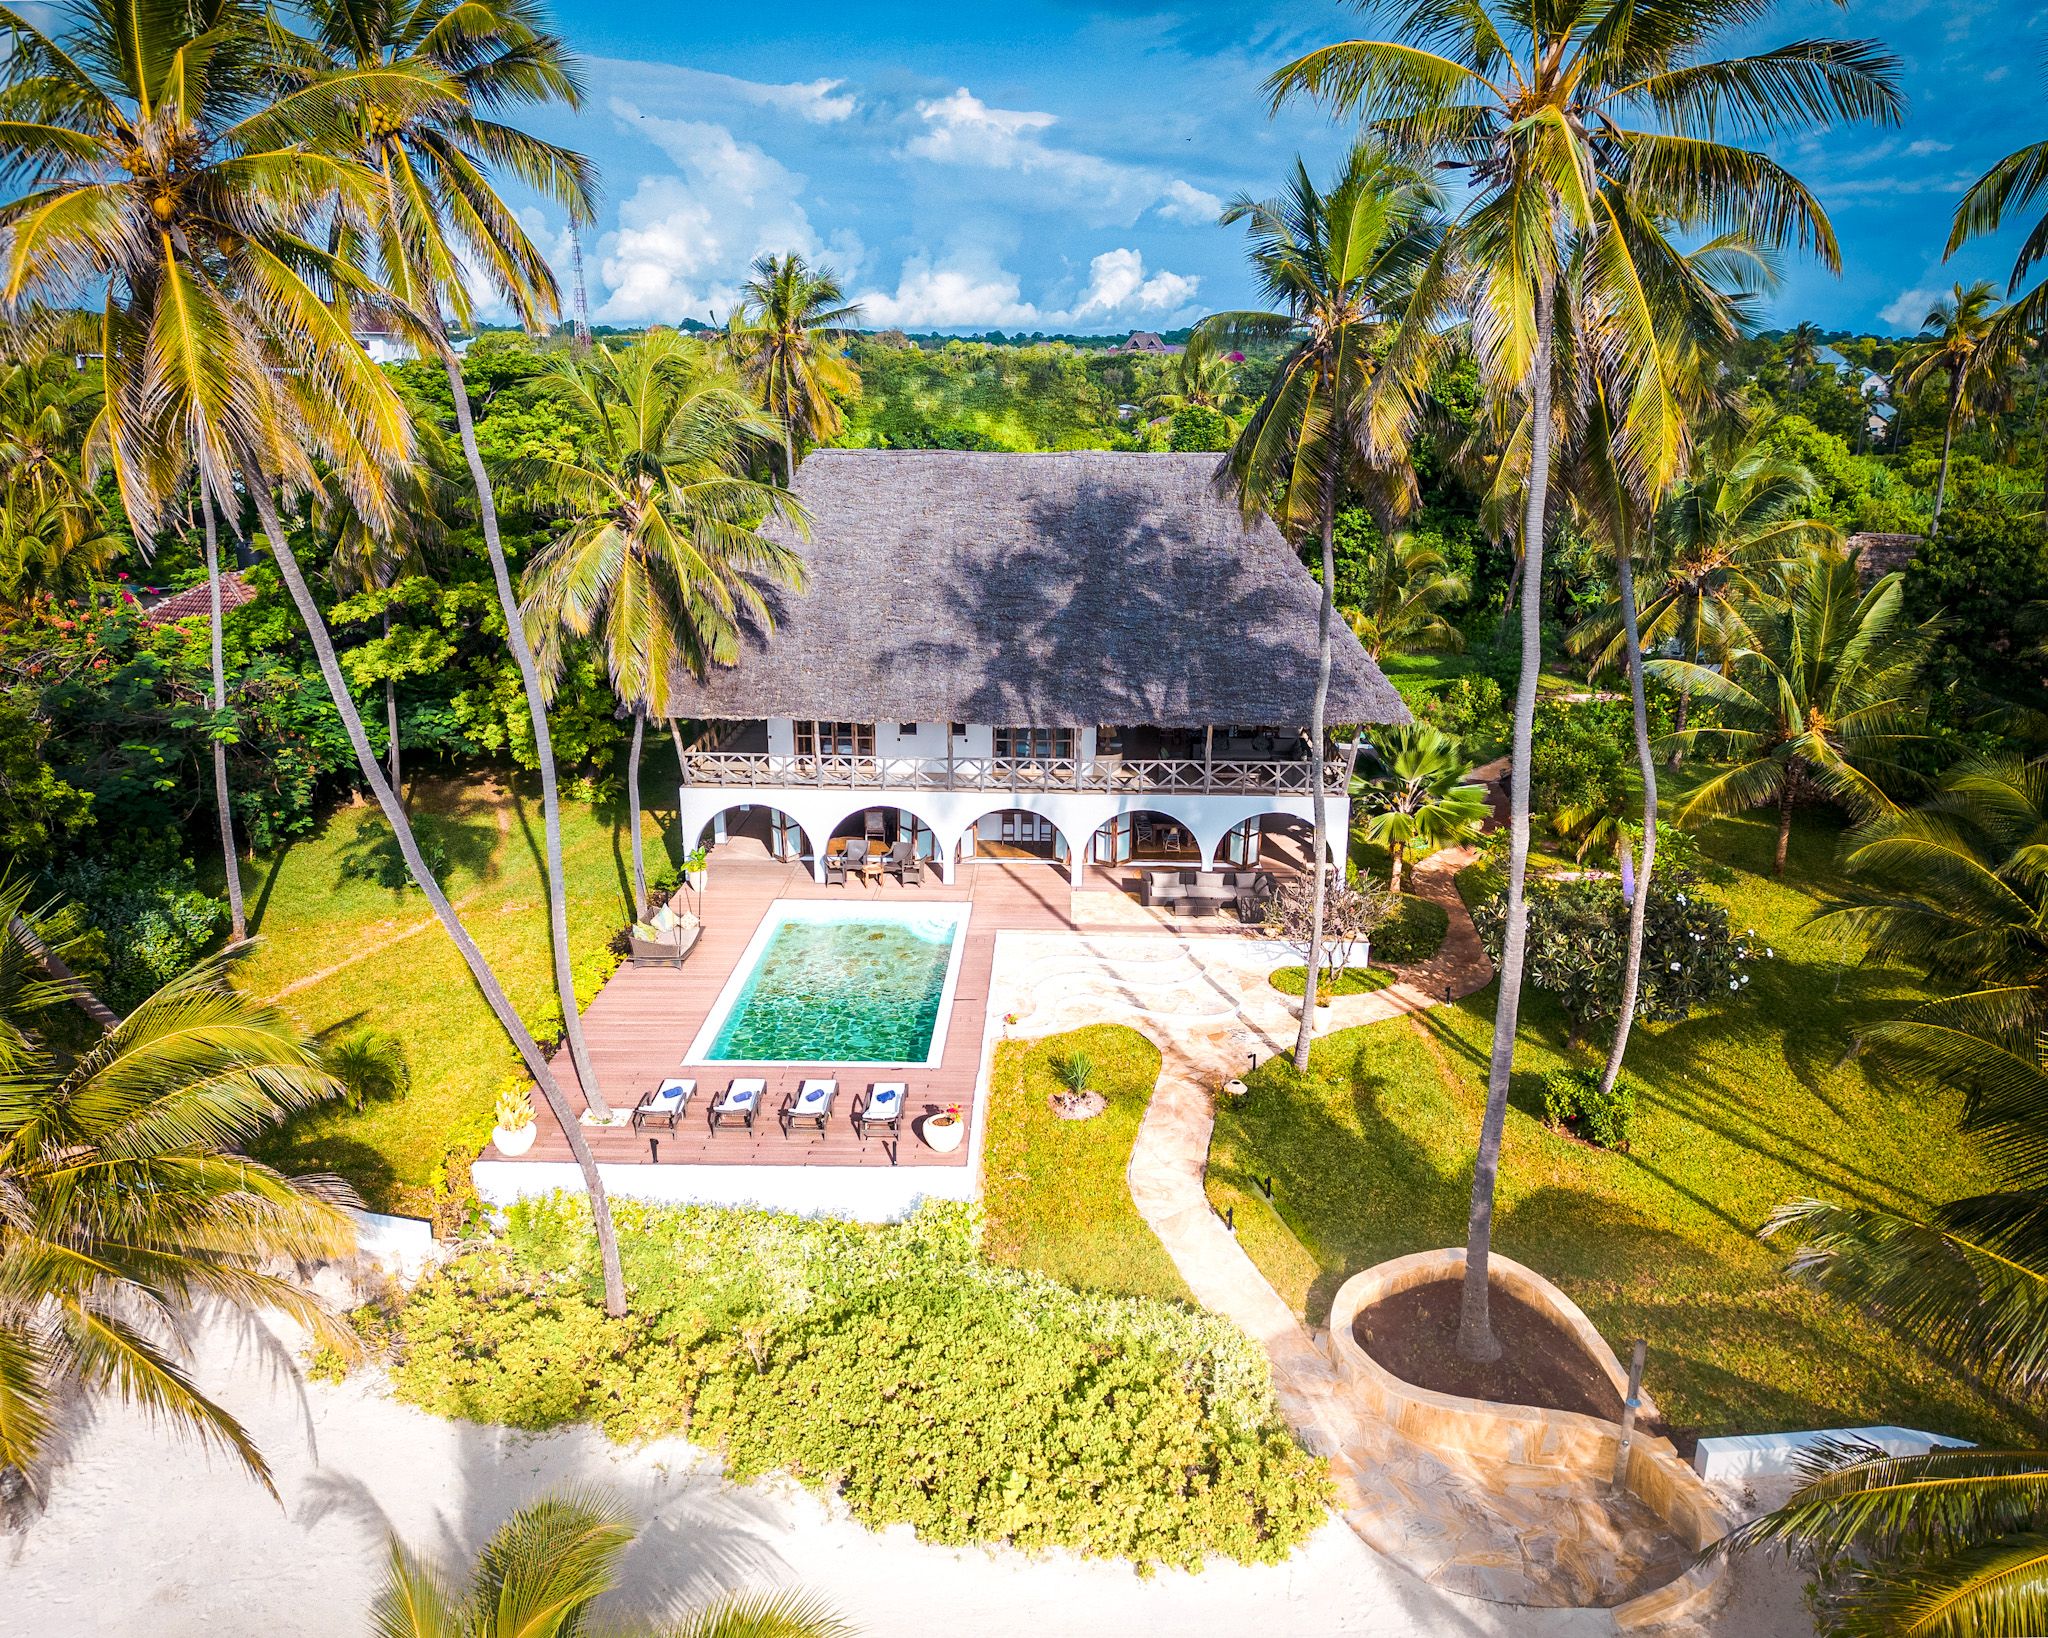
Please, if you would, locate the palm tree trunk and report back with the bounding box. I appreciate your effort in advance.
[1293,459,1341,1073]
[1596,533,1657,1101]
[1931,372,1962,537]
[1668,594,1699,771]
[1775,780,1795,876]
[202,491,246,943]
[440,348,610,1121]
[1389,841,1405,898]
[383,607,400,793]
[247,481,629,1318]
[10,912,118,1028]
[1459,274,1555,1365]
[627,704,647,918]
[784,423,797,486]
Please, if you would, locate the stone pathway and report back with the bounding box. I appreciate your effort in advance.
[988,847,1698,1618]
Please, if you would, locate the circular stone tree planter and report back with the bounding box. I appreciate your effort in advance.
[1327,1249,1734,1629]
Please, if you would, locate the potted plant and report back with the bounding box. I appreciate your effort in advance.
[924,1101,965,1153]
[681,845,709,890]
[492,1081,538,1157]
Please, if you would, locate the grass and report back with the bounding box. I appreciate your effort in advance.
[982,1024,1189,1303]
[1208,800,2039,1447]
[1268,965,1395,998]
[228,772,656,1217]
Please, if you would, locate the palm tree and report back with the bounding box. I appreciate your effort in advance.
[0,878,357,1498]
[0,348,113,608]
[1569,426,1838,764]
[1894,280,2024,536]
[1197,141,1455,1071]
[300,0,614,1121]
[0,0,631,1317]
[1170,328,1239,410]
[1341,530,1466,661]
[1268,0,1900,1361]
[1722,759,2048,1631]
[1784,319,1823,388]
[1651,558,1937,874]
[1947,78,2048,345]
[371,1487,851,1638]
[726,253,863,481]
[519,332,806,916]
[1352,725,1488,894]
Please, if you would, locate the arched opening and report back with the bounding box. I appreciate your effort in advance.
[822,804,946,881]
[1234,813,1331,877]
[695,803,813,866]
[955,808,1073,870]
[1088,808,1201,867]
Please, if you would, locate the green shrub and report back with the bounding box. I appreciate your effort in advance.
[1373,894,1450,963]
[382,1198,1328,1569]
[1542,1066,1639,1151]
[48,854,227,1010]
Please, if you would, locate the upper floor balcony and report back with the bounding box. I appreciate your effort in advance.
[673,721,1352,797]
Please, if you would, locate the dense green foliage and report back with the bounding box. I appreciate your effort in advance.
[380,1198,1327,1569]
[1540,1066,1639,1151]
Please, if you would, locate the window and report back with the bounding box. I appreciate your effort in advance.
[949,722,967,738]
[793,721,873,758]
[898,722,918,737]
[994,726,1074,760]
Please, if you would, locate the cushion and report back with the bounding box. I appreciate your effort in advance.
[868,1085,904,1115]
[631,921,660,941]
[676,909,701,931]
[650,905,678,934]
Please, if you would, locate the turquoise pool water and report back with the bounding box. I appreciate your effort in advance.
[702,908,965,1063]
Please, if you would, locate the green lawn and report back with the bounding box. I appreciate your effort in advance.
[982,1025,1189,1302]
[1268,965,1395,998]
[1208,801,2037,1446]
[231,773,656,1217]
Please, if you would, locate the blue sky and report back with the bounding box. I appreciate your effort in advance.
[507,0,2045,336]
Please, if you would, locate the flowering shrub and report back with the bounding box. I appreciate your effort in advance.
[378,1198,1329,1569]
[1542,1067,1640,1151]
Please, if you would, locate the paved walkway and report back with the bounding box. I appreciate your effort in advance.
[988,847,1696,1616]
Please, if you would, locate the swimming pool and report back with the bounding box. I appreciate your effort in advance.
[685,901,973,1067]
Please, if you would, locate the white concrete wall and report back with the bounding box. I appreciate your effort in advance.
[876,721,950,757]
[680,784,1348,885]
[1692,1426,1972,1482]
[472,1159,978,1222]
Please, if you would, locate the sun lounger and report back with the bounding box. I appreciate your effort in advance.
[632,1077,695,1132]
[708,1077,765,1133]
[781,1077,838,1136]
[856,1081,906,1162]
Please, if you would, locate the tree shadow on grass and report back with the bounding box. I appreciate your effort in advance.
[333,802,498,898]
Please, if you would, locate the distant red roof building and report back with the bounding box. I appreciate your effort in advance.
[139,571,255,626]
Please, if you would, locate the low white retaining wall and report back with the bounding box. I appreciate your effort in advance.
[1693,1425,1973,1482]
[472,1159,978,1222]
[345,1208,439,1281]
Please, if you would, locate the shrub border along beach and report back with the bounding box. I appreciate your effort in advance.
[365,1197,1330,1569]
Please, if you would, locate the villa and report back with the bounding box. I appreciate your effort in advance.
[477,450,1408,1217]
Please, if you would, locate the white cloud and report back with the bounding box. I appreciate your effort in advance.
[904,86,1220,228]
[594,101,862,323]
[1905,138,1954,156]
[1156,179,1223,225]
[853,245,1200,332]
[590,58,855,123]
[1066,247,1200,320]
[1879,287,1942,329]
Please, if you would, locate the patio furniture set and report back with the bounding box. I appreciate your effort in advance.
[824,836,927,887]
[1140,867,1277,922]
[629,1073,915,1160]
[628,897,702,969]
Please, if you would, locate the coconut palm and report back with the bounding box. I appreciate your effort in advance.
[1269,0,1900,1359]
[1651,558,1937,874]
[1784,319,1823,388]
[1947,79,2048,347]
[726,253,863,481]
[0,876,358,1498]
[1352,724,1489,893]
[0,0,630,1316]
[298,0,613,1120]
[371,1487,852,1638]
[519,332,806,916]
[1894,281,2024,536]
[1342,530,1466,661]
[1570,426,1838,763]
[1169,328,1239,411]
[1197,139,1456,1071]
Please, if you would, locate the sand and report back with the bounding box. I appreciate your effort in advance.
[0,1309,1814,1638]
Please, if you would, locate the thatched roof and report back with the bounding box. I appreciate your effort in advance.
[659,450,1409,730]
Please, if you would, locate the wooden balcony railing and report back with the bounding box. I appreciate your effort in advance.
[675,751,1346,795]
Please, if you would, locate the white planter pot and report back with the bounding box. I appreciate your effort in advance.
[923,1115,965,1154]
[493,1123,537,1157]
[1223,1079,1249,1099]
